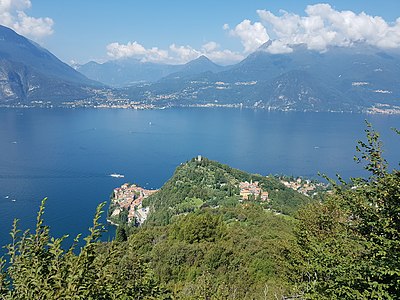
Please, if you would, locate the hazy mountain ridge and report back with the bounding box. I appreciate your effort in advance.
[1,24,400,112]
[124,43,400,112]
[76,55,227,87]
[76,59,182,87]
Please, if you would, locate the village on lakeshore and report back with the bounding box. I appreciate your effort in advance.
[108,180,270,226]
[108,183,158,225]
[107,172,327,226]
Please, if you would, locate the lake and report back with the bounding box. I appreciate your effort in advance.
[0,108,399,250]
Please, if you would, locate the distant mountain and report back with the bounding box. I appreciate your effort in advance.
[0,25,102,105]
[77,55,225,87]
[125,43,400,112]
[164,55,225,79]
[76,58,181,87]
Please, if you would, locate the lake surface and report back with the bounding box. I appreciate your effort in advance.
[0,108,399,250]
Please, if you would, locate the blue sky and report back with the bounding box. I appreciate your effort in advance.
[1,0,400,65]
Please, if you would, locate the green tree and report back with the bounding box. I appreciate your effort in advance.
[293,123,400,299]
[0,199,170,299]
[116,225,128,242]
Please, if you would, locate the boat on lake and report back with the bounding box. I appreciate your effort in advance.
[110,173,125,178]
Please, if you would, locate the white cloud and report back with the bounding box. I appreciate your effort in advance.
[107,41,147,59]
[106,41,170,63]
[0,0,53,40]
[106,41,243,65]
[202,41,219,52]
[227,19,269,53]
[267,40,293,54]
[169,44,201,63]
[255,4,400,53]
[201,42,244,63]
[106,4,400,65]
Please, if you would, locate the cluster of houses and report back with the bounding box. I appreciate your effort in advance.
[279,177,324,196]
[239,181,269,202]
[110,183,158,225]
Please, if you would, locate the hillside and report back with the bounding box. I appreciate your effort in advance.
[142,156,312,225]
[105,157,323,297]
[109,157,309,298]
[127,202,297,298]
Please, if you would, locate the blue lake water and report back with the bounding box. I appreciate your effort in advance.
[0,108,399,251]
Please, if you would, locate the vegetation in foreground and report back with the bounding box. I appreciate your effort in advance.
[0,201,169,299]
[292,124,400,299]
[0,123,398,299]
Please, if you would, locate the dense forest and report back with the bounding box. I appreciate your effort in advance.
[1,123,399,299]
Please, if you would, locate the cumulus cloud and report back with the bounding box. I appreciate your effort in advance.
[169,43,201,62]
[267,40,293,54]
[226,19,269,53]
[107,41,147,59]
[106,40,244,65]
[106,4,400,64]
[201,42,244,63]
[255,4,400,53]
[0,0,53,40]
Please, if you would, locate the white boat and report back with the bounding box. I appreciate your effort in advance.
[110,173,125,178]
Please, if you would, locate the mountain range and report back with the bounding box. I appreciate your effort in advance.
[75,55,226,87]
[1,25,400,112]
[119,42,400,112]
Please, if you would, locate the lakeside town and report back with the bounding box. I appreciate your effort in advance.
[108,175,330,226]
[108,183,158,226]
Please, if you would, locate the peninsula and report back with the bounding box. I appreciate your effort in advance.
[107,156,322,227]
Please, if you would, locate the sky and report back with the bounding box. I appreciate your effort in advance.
[1,0,400,65]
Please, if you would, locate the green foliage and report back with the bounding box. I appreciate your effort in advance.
[354,121,388,178]
[175,197,204,214]
[0,199,170,299]
[293,199,365,299]
[129,205,296,299]
[293,124,400,299]
[116,225,128,242]
[170,211,226,243]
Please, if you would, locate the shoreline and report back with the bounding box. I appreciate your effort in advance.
[1,104,400,115]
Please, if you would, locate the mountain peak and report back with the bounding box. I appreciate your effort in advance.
[186,55,214,65]
[161,55,223,79]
